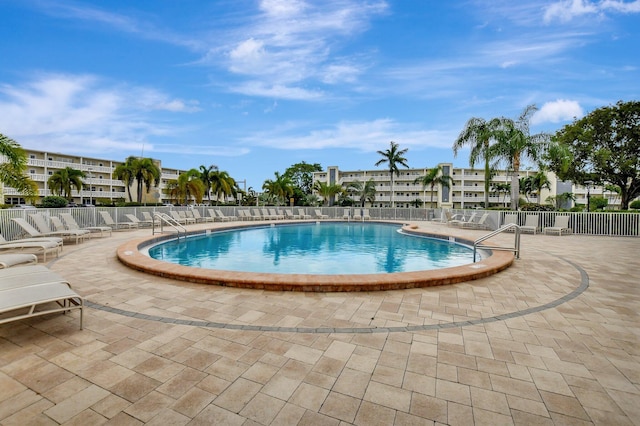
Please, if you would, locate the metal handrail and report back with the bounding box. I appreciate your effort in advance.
[153,212,187,239]
[473,223,521,262]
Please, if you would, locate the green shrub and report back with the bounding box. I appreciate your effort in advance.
[41,196,68,208]
[520,203,555,212]
[630,200,640,210]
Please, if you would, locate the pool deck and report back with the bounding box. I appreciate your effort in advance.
[1,220,638,425]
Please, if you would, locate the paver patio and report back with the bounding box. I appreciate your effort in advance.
[0,220,638,425]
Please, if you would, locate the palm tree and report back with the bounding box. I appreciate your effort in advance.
[489,105,550,210]
[262,172,294,205]
[210,170,237,205]
[0,133,38,200]
[453,117,503,208]
[413,166,452,208]
[199,164,218,205]
[531,170,551,204]
[313,181,343,206]
[178,169,205,204]
[375,141,409,208]
[47,167,85,200]
[491,182,511,207]
[347,179,376,207]
[133,158,161,203]
[113,156,137,202]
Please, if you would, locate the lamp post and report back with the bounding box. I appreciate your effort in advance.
[584,180,593,212]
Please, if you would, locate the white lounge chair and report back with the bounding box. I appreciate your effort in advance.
[251,209,263,220]
[269,209,284,220]
[520,215,540,234]
[48,216,91,243]
[210,209,230,222]
[12,216,78,244]
[0,265,84,329]
[216,210,236,221]
[60,213,112,237]
[543,215,572,235]
[314,209,328,219]
[125,214,152,228]
[0,254,38,268]
[285,209,300,219]
[168,211,190,225]
[449,212,477,228]
[503,213,518,227]
[342,209,351,220]
[178,211,197,224]
[298,209,311,219]
[352,209,362,220]
[362,209,371,221]
[99,211,138,229]
[141,212,161,227]
[192,209,214,222]
[461,212,490,229]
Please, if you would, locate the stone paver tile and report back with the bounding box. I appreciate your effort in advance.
[541,358,593,379]
[506,395,550,417]
[213,377,261,413]
[42,376,92,404]
[529,368,573,396]
[304,371,336,390]
[104,411,144,425]
[239,392,286,425]
[89,364,136,389]
[297,410,340,425]
[549,411,594,425]
[402,370,436,396]
[410,340,438,357]
[372,364,405,387]
[92,394,131,419]
[0,389,42,420]
[409,392,447,423]
[436,379,471,405]
[262,374,302,401]
[242,361,280,384]
[447,401,474,426]
[473,406,514,425]
[354,400,397,426]
[109,373,162,403]
[124,390,175,423]
[0,372,27,402]
[145,408,190,426]
[490,374,541,401]
[331,367,370,399]
[44,384,110,424]
[64,408,108,426]
[195,374,231,396]
[506,363,532,382]
[171,387,215,418]
[345,353,378,374]
[290,382,330,411]
[205,357,249,382]
[156,367,207,399]
[464,340,494,359]
[436,363,458,381]
[364,381,412,412]
[284,344,323,364]
[539,390,590,421]
[583,406,635,426]
[0,398,55,426]
[324,340,356,362]
[312,356,345,377]
[134,356,185,382]
[470,386,510,415]
[606,389,640,421]
[319,391,361,423]
[188,403,245,426]
[437,349,477,369]
[510,409,554,426]
[270,402,306,425]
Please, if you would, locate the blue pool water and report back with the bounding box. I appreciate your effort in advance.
[147,223,476,275]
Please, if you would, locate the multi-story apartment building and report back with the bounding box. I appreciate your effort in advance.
[313,165,624,210]
[1,149,184,206]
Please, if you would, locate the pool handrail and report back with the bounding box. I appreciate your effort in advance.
[473,223,521,262]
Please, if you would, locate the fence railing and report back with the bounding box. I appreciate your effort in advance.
[0,206,638,240]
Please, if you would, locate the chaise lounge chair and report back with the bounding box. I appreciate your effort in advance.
[520,214,540,234]
[0,264,84,329]
[12,216,79,244]
[543,215,572,236]
[314,209,329,219]
[0,254,38,268]
[60,213,112,237]
[297,209,311,220]
[192,209,214,222]
[28,213,88,244]
[99,211,138,229]
[49,217,91,243]
[285,209,300,219]
[461,212,491,229]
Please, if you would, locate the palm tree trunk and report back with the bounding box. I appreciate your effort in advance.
[511,154,521,210]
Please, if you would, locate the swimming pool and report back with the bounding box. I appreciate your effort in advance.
[118,221,514,291]
[147,222,478,274]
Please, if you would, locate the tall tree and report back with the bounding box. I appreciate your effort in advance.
[284,161,323,204]
[262,172,294,205]
[413,166,452,208]
[347,179,377,207]
[490,105,549,210]
[133,158,161,203]
[47,167,85,200]
[549,100,640,209]
[210,170,237,205]
[199,164,218,205]
[0,133,38,199]
[112,156,137,202]
[313,181,343,206]
[453,117,502,208]
[375,141,409,208]
[531,170,551,204]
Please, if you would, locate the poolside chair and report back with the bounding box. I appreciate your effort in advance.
[461,212,491,230]
[520,214,540,234]
[543,215,572,236]
[141,211,161,227]
[0,264,84,329]
[12,216,74,242]
[352,209,362,220]
[502,213,518,227]
[0,234,60,262]
[178,210,197,224]
[298,209,311,219]
[269,208,284,220]
[48,216,91,243]
[285,209,300,219]
[261,208,274,220]
[314,209,328,219]
[342,209,351,220]
[168,211,189,225]
[0,254,38,268]
[99,211,138,229]
[61,213,112,237]
[0,231,63,248]
[449,212,477,228]
[363,209,371,221]
[213,209,231,222]
[192,209,214,222]
[125,213,152,228]
[251,209,263,220]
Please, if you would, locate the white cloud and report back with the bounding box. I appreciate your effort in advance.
[0,73,197,155]
[544,0,640,23]
[531,99,584,124]
[242,119,456,151]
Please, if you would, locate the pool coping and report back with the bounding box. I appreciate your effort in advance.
[116,221,515,292]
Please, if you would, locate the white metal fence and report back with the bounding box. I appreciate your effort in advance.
[0,206,638,240]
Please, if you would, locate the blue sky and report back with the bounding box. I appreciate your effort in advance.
[1,0,639,189]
